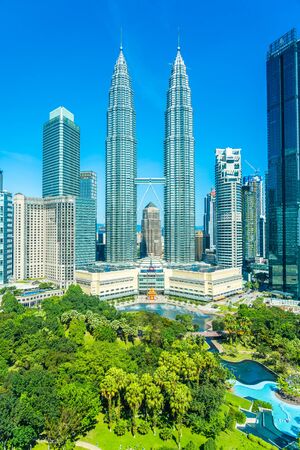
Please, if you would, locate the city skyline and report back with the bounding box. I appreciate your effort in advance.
[2,0,300,224]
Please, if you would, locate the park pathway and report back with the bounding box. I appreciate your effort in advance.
[76,441,101,450]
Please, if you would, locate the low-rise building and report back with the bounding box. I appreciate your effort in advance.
[165,267,243,301]
[17,289,64,307]
[76,262,243,302]
[75,266,139,299]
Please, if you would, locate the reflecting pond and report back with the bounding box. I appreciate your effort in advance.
[118,302,213,332]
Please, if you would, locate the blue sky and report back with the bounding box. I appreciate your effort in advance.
[1,0,300,224]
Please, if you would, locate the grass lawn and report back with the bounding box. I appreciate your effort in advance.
[81,414,206,449]
[33,418,271,450]
[216,429,272,449]
[221,342,254,362]
[225,391,252,410]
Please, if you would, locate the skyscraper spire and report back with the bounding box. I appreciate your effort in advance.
[164,47,195,263]
[105,48,137,262]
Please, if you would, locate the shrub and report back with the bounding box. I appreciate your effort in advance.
[137,420,150,435]
[184,441,198,450]
[159,427,173,441]
[224,412,236,431]
[114,419,128,436]
[252,399,272,412]
[234,409,246,424]
[247,433,277,449]
[201,438,216,450]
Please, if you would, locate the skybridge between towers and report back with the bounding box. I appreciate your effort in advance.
[135,177,165,212]
[135,177,166,185]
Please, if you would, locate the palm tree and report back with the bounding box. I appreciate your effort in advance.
[192,352,205,385]
[100,374,118,431]
[154,366,179,394]
[169,383,192,450]
[178,352,197,382]
[144,383,163,435]
[125,381,144,436]
[107,367,127,419]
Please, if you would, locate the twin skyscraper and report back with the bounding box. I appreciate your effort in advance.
[106,45,195,264]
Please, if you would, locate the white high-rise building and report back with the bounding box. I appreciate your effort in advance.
[13,194,75,287]
[13,195,45,280]
[44,196,75,287]
[215,148,242,269]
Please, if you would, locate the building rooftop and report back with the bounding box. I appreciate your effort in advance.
[49,106,74,122]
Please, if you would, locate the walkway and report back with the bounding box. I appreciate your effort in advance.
[186,330,223,338]
[76,441,101,450]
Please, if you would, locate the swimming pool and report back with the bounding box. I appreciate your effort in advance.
[234,380,300,438]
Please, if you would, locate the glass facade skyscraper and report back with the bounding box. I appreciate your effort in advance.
[243,175,265,258]
[0,174,13,285]
[76,171,97,268]
[267,29,300,297]
[106,48,137,262]
[164,47,195,263]
[43,106,80,197]
[242,183,257,262]
[203,189,216,250]
[80,171,97,201]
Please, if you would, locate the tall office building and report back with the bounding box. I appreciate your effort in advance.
[267,29,300,297]
[215,148,242,268]
[75,171,97,268]
[195,230,209,262]
[203,189,216,250]
[43,106,80,198]
[243,175,265,258]
[14,194,75,287]
[140,202,162,258]
[164,46,195,263]
[80,171,97,200]
[0,173,13,285]
[106,47,137,262]
[242,183,257,262]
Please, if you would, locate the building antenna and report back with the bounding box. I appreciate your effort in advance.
[177,26,180,50]
[120,26,123,50]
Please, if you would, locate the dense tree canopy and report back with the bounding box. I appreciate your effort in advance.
[0,286,242,449]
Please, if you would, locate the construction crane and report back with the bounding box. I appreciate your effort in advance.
[245,160,260,175]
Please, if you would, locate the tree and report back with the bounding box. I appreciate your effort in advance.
[169,384,192,450]
[201,438,216,450]
[223,314,239,344]
[68,318,86,345]
[125,380,144,436]
[106,367,127,419]
[143,382,163,434]
[100,375,118,431]
[1,291,25,314]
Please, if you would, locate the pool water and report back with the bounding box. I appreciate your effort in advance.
[118,302,213,332]
[222,359,276,384]
[234,380,300,438]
